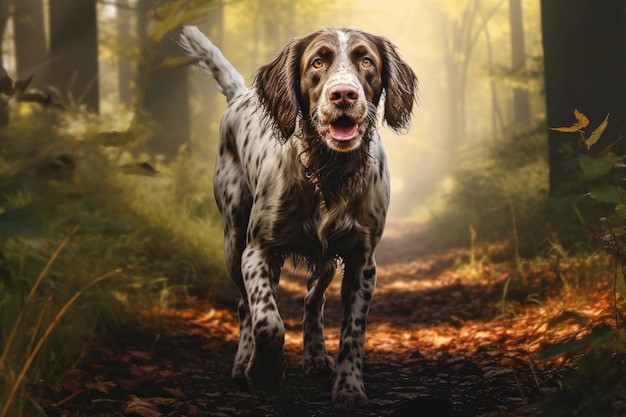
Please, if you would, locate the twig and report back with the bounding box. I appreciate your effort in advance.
[49,389,82,408]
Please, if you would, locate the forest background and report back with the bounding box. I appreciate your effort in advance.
[1,0,626,416]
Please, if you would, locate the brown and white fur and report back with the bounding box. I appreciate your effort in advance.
[180,26,417,409]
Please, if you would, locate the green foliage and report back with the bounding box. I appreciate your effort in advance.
[0,2,230,414]
[490,54,545,92]
[0,102,226,414]
[535,111,626,417]
[568,112,626,268]
[430,121,555,255]
[146,0,219,43]
[538,328,626,417]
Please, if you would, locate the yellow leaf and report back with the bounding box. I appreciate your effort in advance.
[146,0,184,44]
[574,108,590,129]
[549,108,590,133]
[550,125,584,133]
[584,113,610,150]
[152,0,186,21]
[146,0,218,43]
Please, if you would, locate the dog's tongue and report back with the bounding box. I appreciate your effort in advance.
[329,118,359,141]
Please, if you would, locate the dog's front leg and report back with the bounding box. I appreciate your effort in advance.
[331,253,377,409]
[241,245,285,392]
[303,263,336,375]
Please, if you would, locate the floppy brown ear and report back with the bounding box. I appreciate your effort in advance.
[373,37,418,133]
[254,39,305,141]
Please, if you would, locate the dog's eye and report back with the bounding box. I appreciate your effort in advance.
[362,57,373,68]
[312,58,324,69]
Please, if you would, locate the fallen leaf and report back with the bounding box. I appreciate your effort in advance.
[124,394,163,417]
[85,380,117,394]
[161,385,185,398]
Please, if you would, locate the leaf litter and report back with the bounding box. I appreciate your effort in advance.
[36,220,616,417]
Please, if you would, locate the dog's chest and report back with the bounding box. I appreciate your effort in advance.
[270,186,366,261]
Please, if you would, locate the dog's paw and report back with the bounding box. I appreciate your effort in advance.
[303,354,334,375]
[231,362,247,380]
[330,388,368,410]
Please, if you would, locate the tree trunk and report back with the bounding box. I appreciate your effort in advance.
[137,0,190,157]
[441,15,465,150]
[0,0,10,126]
[13,0,49,89]
[483,24,505,138]
[509,0,531,125]
[116,0,134,107]
[440,0,499,147]
[0,1,7,64]
[440,1,479,148]
[541,0,626,196]
[49,0,99,112]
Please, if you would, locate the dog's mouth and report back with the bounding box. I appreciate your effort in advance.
[329,115,360,141]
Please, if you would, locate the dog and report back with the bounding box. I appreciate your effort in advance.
[180,25,417,409]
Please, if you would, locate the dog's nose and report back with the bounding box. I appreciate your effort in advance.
[329,84,359,107]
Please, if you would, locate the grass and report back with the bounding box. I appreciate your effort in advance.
[0,6,227,412]
[0,103,228,415]
[0,233,132,417]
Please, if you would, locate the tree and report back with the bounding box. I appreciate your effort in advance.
[13,0,48,89]
[116,0,135,107]
[49,0,99,112]
[437,0,503,147]
[136,0,191,157]
[0,0,9,126]
[541,0,626,195]
[508,0,530,125]
[0,2,8,68]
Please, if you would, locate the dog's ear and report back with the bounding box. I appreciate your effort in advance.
[373,36,418,133]
[254,39,307,141]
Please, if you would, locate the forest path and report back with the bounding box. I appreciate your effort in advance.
[40,220,608,417]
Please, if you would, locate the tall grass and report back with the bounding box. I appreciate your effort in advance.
[0,102,227,414]
[0,229,134,417]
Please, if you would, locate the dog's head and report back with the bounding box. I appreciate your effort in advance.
[254,27,418,152]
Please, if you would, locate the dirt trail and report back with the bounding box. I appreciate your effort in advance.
[39,220,599,417]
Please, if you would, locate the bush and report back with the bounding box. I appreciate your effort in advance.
[0,102,227,416]
[430,122,559,255]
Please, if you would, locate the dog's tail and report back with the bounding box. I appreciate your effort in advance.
[179,26,246,102]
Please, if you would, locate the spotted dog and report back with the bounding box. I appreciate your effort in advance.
[180,26,417,409]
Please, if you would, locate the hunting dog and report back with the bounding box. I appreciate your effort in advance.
[180,26,417,409]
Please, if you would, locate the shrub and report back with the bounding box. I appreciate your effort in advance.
[0,102,227,416]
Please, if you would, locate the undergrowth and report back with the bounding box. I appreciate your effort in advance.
[524,111,626,416]
[430,122,552,256]
[0,102,227,415]
[0,76,226,417]
[429,109,626,415]
[0,2,227,413]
